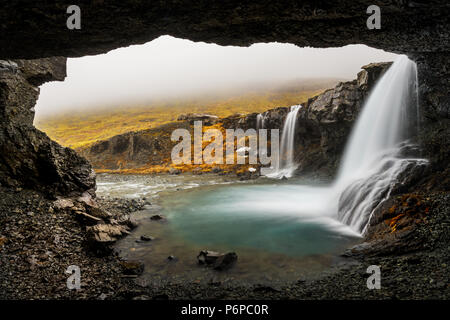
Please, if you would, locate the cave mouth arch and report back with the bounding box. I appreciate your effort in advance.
[0,3,448,301]
[33,35,398,150]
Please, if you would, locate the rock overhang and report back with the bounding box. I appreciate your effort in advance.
[0,1,449,59]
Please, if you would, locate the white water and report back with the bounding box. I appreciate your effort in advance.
[266,105,302,179]
[256,113,265,130]
[333,55,427,233]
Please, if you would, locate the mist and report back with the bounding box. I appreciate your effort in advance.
[35,35,397,118]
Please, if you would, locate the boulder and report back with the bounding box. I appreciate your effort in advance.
[213,252,238,270]
[197,250,238,270]
[86,223,130,244]
[53,198,75,210]
[120,260,144,276]
[140,235,154,241]
[150,214,165,221]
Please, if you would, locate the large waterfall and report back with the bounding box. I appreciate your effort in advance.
[259,56,426,234]
[334,55,427,233]
[188,56,426,239]
[266,105,302,179]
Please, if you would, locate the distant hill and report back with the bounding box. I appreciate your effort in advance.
[35,78,342,149]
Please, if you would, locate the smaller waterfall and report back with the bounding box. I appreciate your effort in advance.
[266,105,302,179]
[256,113,265,130]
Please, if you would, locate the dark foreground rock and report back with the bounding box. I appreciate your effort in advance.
[0,187,137,299]
[0,58,95,198]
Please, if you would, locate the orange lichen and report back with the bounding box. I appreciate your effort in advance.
[384,194,430,233]
[0,236,7,248]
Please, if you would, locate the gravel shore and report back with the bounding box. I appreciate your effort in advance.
[0,186,448,300]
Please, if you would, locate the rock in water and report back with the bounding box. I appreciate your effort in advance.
[120,260,144,275]
[150,214,165,221]
[140,235,154,241]
[197,250,222,265]
[213,252,238,271]
[197,250,238,270]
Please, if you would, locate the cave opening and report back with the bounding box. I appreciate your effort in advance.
[24,36,415,286]
[0,2,448,300]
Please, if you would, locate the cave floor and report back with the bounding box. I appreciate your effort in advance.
[0,185,448,300]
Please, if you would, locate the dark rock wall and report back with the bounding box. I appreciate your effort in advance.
[412,53,450,190]
[0,58,96,197]
[79,122,191,170]
[0,1,448,59]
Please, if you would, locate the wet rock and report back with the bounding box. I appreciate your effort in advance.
[120,260,144,276]
[197,250,223,265]
[213,252,238,271]
[140,235,154,241]
[357,62,393,91]
[197,250,238,270]
[150,214,165,221]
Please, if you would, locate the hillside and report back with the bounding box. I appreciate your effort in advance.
[34,79,340,149]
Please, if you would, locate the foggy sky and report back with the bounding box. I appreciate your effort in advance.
[35,35,397,118]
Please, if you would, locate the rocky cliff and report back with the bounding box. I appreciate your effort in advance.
[78,121,191,171]
[229,62,393,177]
[0,58,96,197]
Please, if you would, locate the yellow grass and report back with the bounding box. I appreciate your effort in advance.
[35,82,335,149]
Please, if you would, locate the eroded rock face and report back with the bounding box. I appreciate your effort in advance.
[79,121,191,170]
[0,1,448,59]
[294,62,393,176]
[0,58,96,197]
[233,62,392,177]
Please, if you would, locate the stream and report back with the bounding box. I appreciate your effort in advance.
[97,173,360,288]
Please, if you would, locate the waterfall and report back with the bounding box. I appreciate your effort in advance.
[334,55,427,233]
[266,105,302,179]
[245,56,425,236]
[256,113,265,130]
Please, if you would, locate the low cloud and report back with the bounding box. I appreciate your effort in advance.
[35,35,397,118]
